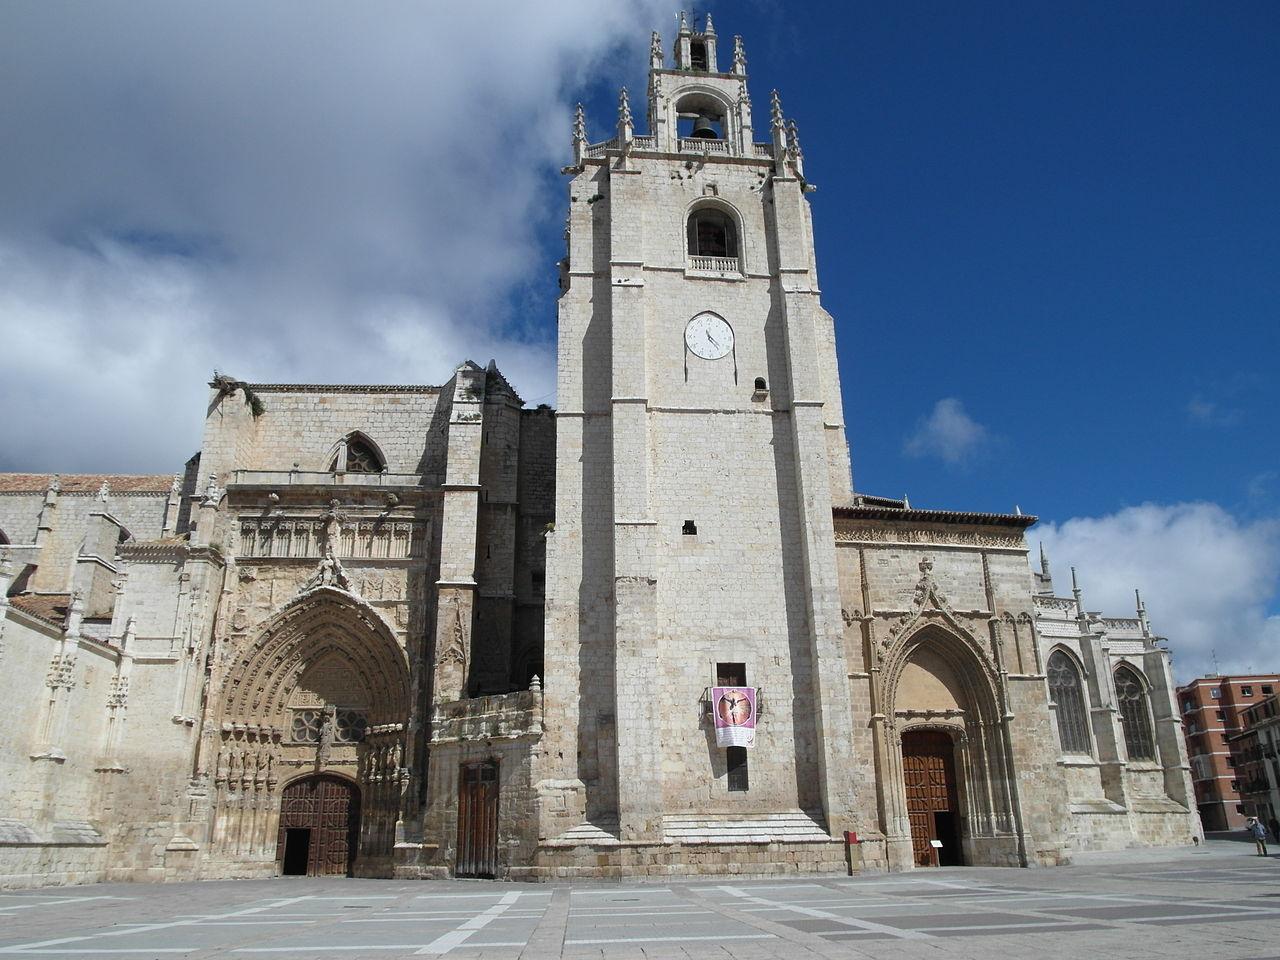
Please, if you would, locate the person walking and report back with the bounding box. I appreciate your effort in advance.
[1247,817,1270,856]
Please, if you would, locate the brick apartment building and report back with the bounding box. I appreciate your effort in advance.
[1179,675,1280,831]
[1234,696,1280,834]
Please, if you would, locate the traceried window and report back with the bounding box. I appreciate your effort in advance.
[330,433,384,474]
[290,708,368,744]
[1114,665,1156,761]
[344,438,380,473]
[687,208,738,260]
[1047,651,1091,755]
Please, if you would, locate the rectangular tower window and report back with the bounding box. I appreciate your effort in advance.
[716,663,749,791]
[716,663,746,686]
[727,747,749,791]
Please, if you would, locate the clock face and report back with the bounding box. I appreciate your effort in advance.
[684,313,734,361]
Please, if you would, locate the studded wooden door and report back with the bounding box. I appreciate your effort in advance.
[902,730,960,867]
[456,761,499,878]
[276,775,360,877]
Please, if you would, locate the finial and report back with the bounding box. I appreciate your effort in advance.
[703,12,715,35]
[903,493,911,509]
[650,31,663,67]
[770,89,784,130]
[786,119,803,156]
[1039,541,1050,577]
[918,556,934,575]
[678,11,690,35]
[1071,566,1086,616]
[49,474,61,494]
[572,103,586,144]
[170,473,182,496]
[97,479,110,502]
[202,473,221,505]
[530,674,542,692]
[1136,588,1151,637]
[617,86,633,132]
[732,35,747,74]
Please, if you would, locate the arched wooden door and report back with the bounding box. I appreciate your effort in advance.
[276,775,360,877]
[902,730,962,867]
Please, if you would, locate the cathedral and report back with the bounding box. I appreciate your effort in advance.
[0,15,1200,887]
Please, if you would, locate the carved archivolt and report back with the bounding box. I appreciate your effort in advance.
[220,586,410,729]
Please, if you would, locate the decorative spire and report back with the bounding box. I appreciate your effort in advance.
[573,103,586,143]
[1039,541,1050,578]
[732,35,747,74]
[678,10,690,35]
[618,86,632,127]
[770,89,784,130]
[650,31,663,68]
[786,119,803,158]
[616,87,633,152]
[49,474,61,494]
[1136,588,1151,637]
[738,77,750,107]
[1071,566,1086,619]
[703,12,715,35]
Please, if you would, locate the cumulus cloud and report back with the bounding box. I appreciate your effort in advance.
[0,0,667,472]
[1037,502,1280,683]
[903,397,990,465]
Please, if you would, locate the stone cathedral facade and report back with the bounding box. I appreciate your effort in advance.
[0,16,1200,888]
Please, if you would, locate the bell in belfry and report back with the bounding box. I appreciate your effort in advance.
[690,114,719,139]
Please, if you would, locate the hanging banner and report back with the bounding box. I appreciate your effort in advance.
[712,686,757,748]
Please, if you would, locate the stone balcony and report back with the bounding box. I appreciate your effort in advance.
[228,469,430,489]
[430,686,543,745]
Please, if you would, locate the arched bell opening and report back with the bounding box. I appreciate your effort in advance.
[207,588,410,875]
[881,624,1015,869]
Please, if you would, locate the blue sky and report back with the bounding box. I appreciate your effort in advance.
[0,1,1276,678]
[566,1,1280,524]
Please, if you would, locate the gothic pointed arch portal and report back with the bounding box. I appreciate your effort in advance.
[207,586,411,876]
[878,622,1021,869]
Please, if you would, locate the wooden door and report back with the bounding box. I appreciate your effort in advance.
[902,730,961,867]
[276,775,360,877]
[456,761,499,878]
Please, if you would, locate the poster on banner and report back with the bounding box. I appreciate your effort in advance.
[711,686,756,748]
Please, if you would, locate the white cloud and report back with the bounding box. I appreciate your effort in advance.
[903,397,990,465]
[1037,502,1280,683]
[0,1,668,472]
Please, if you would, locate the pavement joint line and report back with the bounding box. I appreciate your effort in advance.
[517,885,569,960]
[0,895,316,954]
[716,884,933,941]
[414,890,522,955]
[671,883,874,959]
[563,934,776,945]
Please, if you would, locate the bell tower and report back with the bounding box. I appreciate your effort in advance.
[542,12,858,849]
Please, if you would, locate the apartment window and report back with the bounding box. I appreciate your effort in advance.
[1263,685,1274,695]
[1231,780,1241,791]
[1216,710,1226,721]
[1227,756,1236,768]
[1211,688,1221,699]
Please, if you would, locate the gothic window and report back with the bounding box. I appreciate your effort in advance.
[1047,651,1091,755]
[687,208,738,260]
[1114,665,1156,761]
[290,708,368,744]
[331,433,384,473]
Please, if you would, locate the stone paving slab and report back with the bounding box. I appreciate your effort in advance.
[0,844,1278,958]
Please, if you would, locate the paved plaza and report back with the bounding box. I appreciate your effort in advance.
[2,842,1279,959]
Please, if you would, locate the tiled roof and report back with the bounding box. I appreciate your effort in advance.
[833,504,1038,528]
[9,593,71,626]
[0,474,173,494]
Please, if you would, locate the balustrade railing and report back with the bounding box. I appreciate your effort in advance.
[679,137,732,155]
[688,255,742,274]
